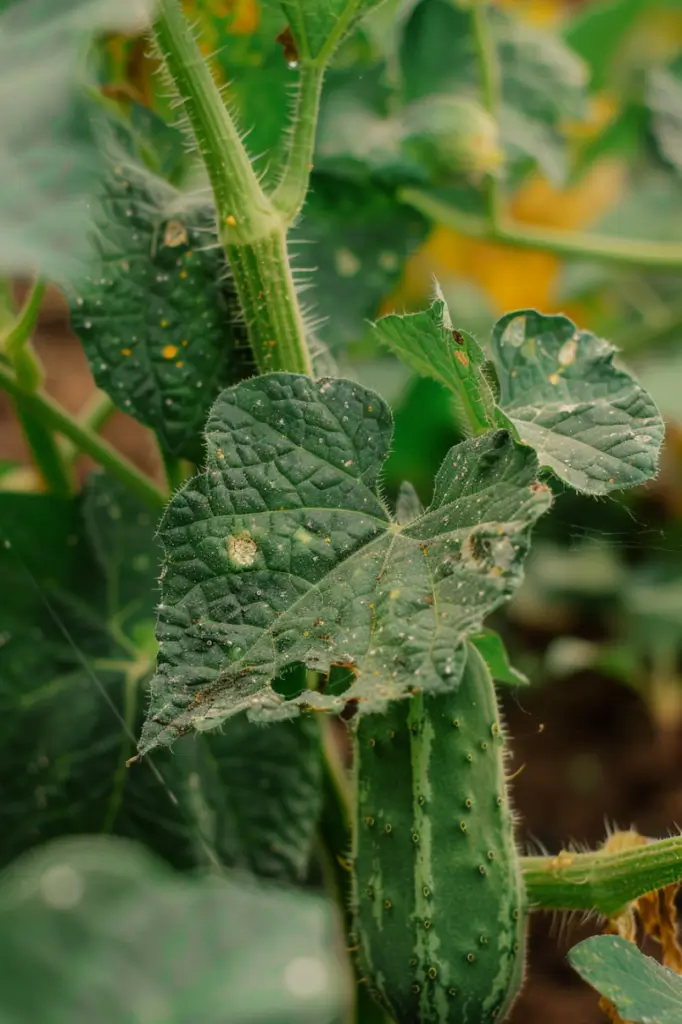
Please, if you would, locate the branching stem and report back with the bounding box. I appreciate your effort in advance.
[153,0,313,376]
[272,61,325,223]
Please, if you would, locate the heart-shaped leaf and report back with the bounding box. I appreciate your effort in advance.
[139,372,551,755]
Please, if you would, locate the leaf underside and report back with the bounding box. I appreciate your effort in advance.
[139,373,550,755]
[375,297,664,496]
[492,309,665,494]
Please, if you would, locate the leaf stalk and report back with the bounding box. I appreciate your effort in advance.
[522,835,682,918]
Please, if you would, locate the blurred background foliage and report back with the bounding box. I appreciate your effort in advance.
[91,0,682,744]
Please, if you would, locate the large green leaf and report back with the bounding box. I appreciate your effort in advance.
[491,310,665,494]
[0,0,154,281]
[568,934,682,1024]
[68,130,252,461]
[0,837,350,1024]
[138,372,550,754]
[0,479,322,881]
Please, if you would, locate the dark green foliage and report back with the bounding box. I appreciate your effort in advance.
[352,642,525,1023]
[69,141,252,461]
[0,477,322,882]
[138,373,550,754]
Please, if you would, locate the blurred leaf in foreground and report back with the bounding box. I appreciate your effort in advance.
[0,836,350,1024]
[0,0,154,281]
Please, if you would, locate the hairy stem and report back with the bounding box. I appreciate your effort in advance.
[272,61,325,223]
[153,0,313,376]
[400,187,682,270]
[0,364,166,510]
[226,232,312,374]
[521,836,682,918]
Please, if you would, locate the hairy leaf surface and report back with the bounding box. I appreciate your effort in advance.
[491,310,665,494]
[69,140,251,460]
[0,479,321,881]
[139,372,550,754]
[568,934,682,1024]
[0,837,350,1024]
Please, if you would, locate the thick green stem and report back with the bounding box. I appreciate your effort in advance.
[226,232,313,375]
[272,62,325,223]
[153,0,273,240]
[153,0,313,376]
[521,836,682,918]
[400,186,682,270]
[0,364,166,510]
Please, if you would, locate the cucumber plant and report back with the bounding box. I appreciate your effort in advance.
[2,1,682,1022]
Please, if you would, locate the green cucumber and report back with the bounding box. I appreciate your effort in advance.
[352,641,525,1023]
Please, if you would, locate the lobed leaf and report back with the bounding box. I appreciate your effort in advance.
[568,934,682,1024]
[372,296,506,436]
[139,372,550,754]
[377,298,665,495]
[68,133,252,461]
[0,836,350,1024]
[491,310,665,494]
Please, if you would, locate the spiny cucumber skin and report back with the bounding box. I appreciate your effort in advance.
[352,643,526,1023]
